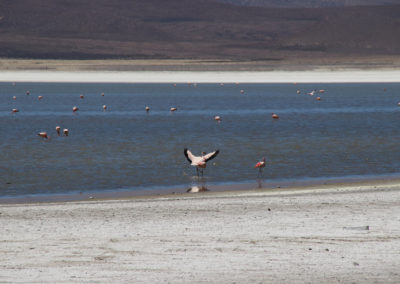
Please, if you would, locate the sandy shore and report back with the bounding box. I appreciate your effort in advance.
[1,69,400,83]
[1,58,400,83]
[1,181,399,283]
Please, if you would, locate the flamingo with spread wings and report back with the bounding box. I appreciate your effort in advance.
[184,148,219,176]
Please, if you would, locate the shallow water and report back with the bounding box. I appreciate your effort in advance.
[1,82,399,197]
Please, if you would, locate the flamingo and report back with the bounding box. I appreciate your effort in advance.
[56,126,61,136]
[101,93,105,96]
[255,157,266,176]
[184,148,219,176]
[80,94,84,99]
[319,89,325,93]
[103,105,107,111]
[12,108,19,113]
[170,107,177,112]
[38,96,43,100]
[215,116,221,121]
[316,97,321,101]
[272,113,279,119]
[145,106,150,112]
[73,106,79,112]
[12,96,16,100]
[38,132,49,139]
[26,91,30,96]
[63,129,69,136]
[240,89,245,94]
[307,90,315,96]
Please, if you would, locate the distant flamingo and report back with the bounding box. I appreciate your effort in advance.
[272,113,279,119]
[296,90,301,94]
[145,106,150,112]
[101,93,105,96]
[240,89,245,94]
[63,129,69,136]
[316,97,321,101]
[255,157,266,176]
[73,106,79,112]
[103,105,107,111]
[184,148,219,176]
[307,90,315,96]
[12,96,16,100]
[38,132,49,139]
[56,126,61,136]
[26,91,30,96]
[38,96,43,100]
[12,108,19,113]
[80,94,84,99]
[170,107,177,112]
[319,89,325,93]
[215,116,221,121]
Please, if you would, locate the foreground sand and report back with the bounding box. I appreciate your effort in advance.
[1,182,400,283]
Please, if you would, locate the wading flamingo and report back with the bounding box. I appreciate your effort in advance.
[38,132,49,139]
[272,113,279,119]
[255,157,266,176]
[56,126,61,136]
[184,148,219,176]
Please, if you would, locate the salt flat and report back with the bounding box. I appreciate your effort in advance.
[1,69,400,83]
[1,182,399,283]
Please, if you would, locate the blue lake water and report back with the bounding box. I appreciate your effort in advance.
[1,82,399,198]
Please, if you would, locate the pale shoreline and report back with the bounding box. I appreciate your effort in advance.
[1,69,400,83]
[1,180,400,283]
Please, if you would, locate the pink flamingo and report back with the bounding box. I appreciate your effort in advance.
[38,132,49,139]
[184,148,219,176]
[255,157,266,176]
[272,113,279,119]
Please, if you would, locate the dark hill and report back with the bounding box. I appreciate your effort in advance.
[217,0,400,8]
[0,0,399,61]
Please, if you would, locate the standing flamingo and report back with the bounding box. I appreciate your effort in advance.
[255,157,266,176]
[63,129,69,136]
[184,148,219,176]
[56,126,61,136]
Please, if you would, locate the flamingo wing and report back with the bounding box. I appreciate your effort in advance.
[203,150,219,162]
[184,148,195,163]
